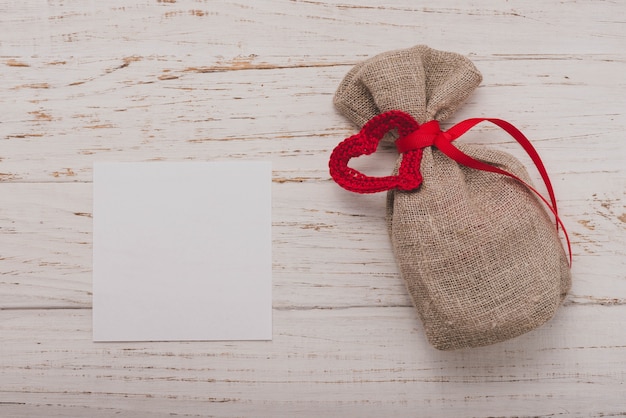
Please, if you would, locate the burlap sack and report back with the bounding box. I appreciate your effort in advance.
[333,45,571,350]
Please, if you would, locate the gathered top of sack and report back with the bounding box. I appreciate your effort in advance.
[334,45,482,127]
[329,45,571,350]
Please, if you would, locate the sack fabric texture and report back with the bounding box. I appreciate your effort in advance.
[333,45,571,350]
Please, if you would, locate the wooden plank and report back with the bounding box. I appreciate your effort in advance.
[1,0,622,62]
[0,307,625,417]
[2,58,624,183]
[0,181,405,309]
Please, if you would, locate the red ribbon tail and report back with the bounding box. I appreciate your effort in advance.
[434,130,572,266]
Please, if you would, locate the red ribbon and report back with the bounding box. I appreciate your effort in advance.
[329,110,571,264]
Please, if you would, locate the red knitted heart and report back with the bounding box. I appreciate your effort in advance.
[328,111,424,193]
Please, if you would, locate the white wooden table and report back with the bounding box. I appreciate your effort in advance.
[1,1,624,416]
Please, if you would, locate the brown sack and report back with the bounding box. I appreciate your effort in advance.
[332,45,571,350]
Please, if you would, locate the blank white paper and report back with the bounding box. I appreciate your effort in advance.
[92,161,272,342]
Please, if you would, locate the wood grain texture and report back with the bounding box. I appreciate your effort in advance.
[1,0,625,416]
[1,307,626,417]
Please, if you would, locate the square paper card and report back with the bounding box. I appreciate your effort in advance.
[92,161,272,342]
